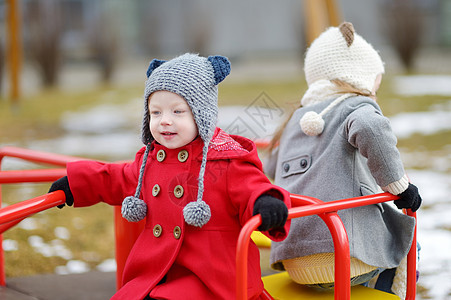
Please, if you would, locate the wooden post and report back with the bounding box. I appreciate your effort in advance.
[6,0,22,103]
[325,0,342,27]
[303,0,342,46]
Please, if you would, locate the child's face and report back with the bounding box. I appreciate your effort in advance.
[148,91,198,149]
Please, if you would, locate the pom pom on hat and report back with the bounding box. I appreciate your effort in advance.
[300,111,325,136]
[183,200,211,227]
[122,196,147,222]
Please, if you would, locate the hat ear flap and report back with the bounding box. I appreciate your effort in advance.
[146,59,166,78]
[207,55,231,84]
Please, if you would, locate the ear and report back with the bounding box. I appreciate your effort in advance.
[207,55,231,84]
[146,59,166,78]
[339,22,355,47]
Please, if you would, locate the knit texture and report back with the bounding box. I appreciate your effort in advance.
[252,195,288,231]
[300,79,339,107]
[122,53,231,227]
[394,182,422,212]
[304,22,385,93]
[121,143,151,222]
[392,256,407,299]
[382,174,409,195]
[283,253,378,284]
[299,22,384,136]
[300,93,352,136]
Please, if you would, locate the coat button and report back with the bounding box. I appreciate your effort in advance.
[283,163,290,172]
[300,159,308,168]
[152,184,160,196]
[178,150,189,162]
[173,226,182,239]
[153,224,162,237]
[156,150,166,162]
[174,185,184,198]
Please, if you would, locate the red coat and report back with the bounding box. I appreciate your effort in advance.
[67,128,290,299]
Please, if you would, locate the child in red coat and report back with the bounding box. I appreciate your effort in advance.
[49,53,290,299]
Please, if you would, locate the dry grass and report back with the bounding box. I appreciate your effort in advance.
[2,183,115,277]
[0,85,142,145]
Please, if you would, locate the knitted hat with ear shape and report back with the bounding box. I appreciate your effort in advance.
[300,22,385,136]
[121,53,231,227]
[304,22,385,93]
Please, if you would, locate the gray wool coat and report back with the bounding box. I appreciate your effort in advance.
[265,95,415,271]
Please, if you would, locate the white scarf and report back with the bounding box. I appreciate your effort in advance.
[299,80,354,136]
[301,80,342,107]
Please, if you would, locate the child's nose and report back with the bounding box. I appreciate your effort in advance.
[160,113,172,125]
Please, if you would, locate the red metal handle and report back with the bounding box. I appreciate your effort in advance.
[0,191,66,227]
[405,210,417,300]
[236,214,262,300]
[0,146,95,287]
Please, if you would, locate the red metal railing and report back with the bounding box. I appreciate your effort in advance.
[0,146,145,290]
[0,191,65,233]
[0,146,82,285]
[0,147,79,286]
[236,193,417,300]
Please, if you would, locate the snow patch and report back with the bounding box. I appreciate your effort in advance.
[55,260,90,275]
[393,75,451,96]
[96,258,117,272]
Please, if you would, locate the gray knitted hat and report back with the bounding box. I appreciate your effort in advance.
[121,53,231,227]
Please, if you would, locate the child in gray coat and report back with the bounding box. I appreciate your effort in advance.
[265,22,421,298]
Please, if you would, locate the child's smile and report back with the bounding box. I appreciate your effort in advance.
[160,131,178,142]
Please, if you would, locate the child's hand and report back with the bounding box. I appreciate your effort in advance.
[49,176,74,208]
[253,195,288,231]
[394,183,422,212]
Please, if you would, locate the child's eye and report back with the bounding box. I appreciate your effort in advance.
[174,110,184,114]
[150,111,161,116]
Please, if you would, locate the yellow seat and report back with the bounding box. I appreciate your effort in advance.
[251,231,272,248]
[262,272,400,299]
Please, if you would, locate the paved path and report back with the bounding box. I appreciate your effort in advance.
[0,248,274,299]
[2,271,115,300]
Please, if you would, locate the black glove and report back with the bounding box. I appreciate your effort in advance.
[49,176,74,209]
[394,183,422,212]
[252,194,288,231]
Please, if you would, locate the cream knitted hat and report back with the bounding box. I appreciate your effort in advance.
[304,22,385,93]
[300,22,385,136]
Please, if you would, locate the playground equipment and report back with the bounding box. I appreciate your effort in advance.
[0,146,417,299]
[237,194,417,299]
[0,146,142,289]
